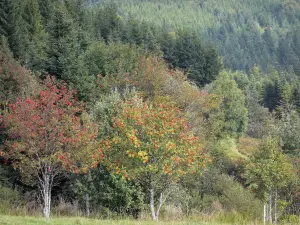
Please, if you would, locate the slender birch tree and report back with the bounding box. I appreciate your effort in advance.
[245,137,295,224]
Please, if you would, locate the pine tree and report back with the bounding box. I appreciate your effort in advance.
[0,0,10,36]
[263,76,281,111]
[38,0,54,26]
[8,0,30,61]
[23,0,47,70]
[45,1,95,102]
[94,3,122,42]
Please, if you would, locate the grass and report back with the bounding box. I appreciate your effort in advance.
[0,215,238,225]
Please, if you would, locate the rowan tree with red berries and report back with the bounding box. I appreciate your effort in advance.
[0,76,102,218]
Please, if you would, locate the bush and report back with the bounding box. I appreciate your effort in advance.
[181,169,262,220]
[52,197,81,217]
[280,215,300,224]
[219,178,262,220]
[215,210,251,225]
[0,186,21,205]
[0,186,24,215]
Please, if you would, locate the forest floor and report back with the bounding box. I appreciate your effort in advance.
[0,215,244,225]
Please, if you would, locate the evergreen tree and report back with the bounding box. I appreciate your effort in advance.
[94,3,122,42]
[0,0,10,36]
[23,0,47,70]
[161,30,221,86]
[38,0,54,25]
[45,1,95,102]
[8,0,30,61]
[263,76,281,111]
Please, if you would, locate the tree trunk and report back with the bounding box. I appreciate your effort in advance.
[274,190,277,225]
[42,173,51,218]
[264,204,267,225]
[85,193,90,217]
[149,185,168,222]
[156,192,164,220]
[269,192,272,224]
[149,186,158,221]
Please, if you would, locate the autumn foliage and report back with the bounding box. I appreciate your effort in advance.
[1,76,101,177]
[104,96,210,179]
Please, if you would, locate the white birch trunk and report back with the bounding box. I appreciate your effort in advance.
[269,193,272,224]
[264,204,267,225]
[149,186,168,222]
[85,193,90,217]
[149,187,158,221]
[156,192,164,220]
[274,190,277,225]
[42,173,51,218]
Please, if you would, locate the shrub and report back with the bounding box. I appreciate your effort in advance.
[0,186,24,215]
[280,215,300,224]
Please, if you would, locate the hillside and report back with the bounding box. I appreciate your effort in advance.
[1,0,300,224]
[95,0,300,74]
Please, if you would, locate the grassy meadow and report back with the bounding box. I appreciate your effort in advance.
[0,215,258,225]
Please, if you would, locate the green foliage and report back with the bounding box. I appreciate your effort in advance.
[91,87,137,137]
[46,1,88,96]
[0,186,23,215]
[88,2,221,86]
[73,165,145,216]
[84,42,142,79]
[181,169,262,220]
[0,186,22,206]
[160,30,222,86]
[2,0,47,69]
[245,137,295,201]
[97,0,300,75]
[280,214,300,224]
[210,71,248,138]
[279,109,300,153]
[0,0,10,36]
[93,3,123,43]
[0,163,20,190]
[1,0,300,221]
[245,82,273,138]
[0,215,246,225]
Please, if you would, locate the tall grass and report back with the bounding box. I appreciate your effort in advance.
[0,187,297,225]
[0,215,239,225]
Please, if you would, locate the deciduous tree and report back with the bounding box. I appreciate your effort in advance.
[244,138,295,224]
[103,96,209,221]
[0,76,102,218]
[211,71,248,138]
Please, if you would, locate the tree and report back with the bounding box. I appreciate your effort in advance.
[102,95,209,221]
[23,0,47,70]
[0,0,10,36]
[94,3,122,42]
[73,164,145,218]
[245,84,272,138]
[263,76,281,111]
[0,76,102,218]
[0,0,47,70]
[244,138,295,224]
[8,0,30,60]
[45,1,95,102]
[160,30,221,86]
[211,71,248,138]
[279,109,300,154]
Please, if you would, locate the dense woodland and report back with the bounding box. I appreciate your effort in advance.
[0,0,300,224]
